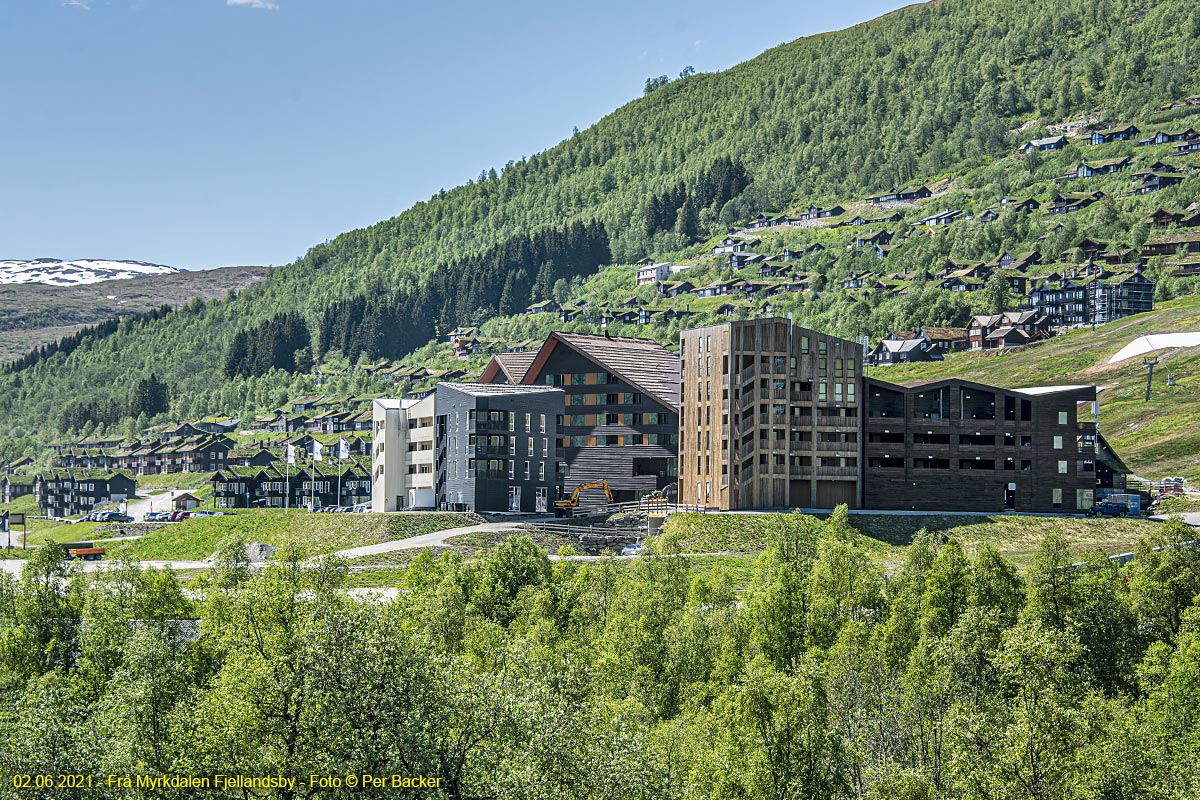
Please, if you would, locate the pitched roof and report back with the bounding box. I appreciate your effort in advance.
[920,326,968,340]
[523,332,681,408]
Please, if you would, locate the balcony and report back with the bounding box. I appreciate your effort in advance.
[470,445,512,457]
[814,467,860,479]
[469,469,509,480]
[816,441,858,452]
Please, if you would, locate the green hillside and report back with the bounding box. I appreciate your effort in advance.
[880,294,1200,481]
[2,0,1200,454]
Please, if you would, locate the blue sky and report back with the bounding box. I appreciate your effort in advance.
[1,0,911,270]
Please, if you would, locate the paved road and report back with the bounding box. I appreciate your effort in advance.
[331,521,523,559]
[1151,511,1200,526]
[124,490,174,520]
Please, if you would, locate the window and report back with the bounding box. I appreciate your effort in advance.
[524,462,531,480]
[1058,460,1068,474]
[570,435,586,447]
[571,373,586,386]
[801,336,810,354]
[539,462,545,481]
[527,438,535,456]
[834,383,843,402]
[508,461,515,480]
[525,413,531,432]
[847,383,856,403]
[1053,436,1063,450]
[1077,488,1094,510]
[818,358,827,377]
[818,340,827,355]
[542,439,549,457]
[539,414,546,433]
[1058,411,1069,425]
[507,413,515,431]
[570,394,586,406]
[570,414,586,428]
[1052,487,1063,508]
[846,360,856,378]
[818,383,827,402]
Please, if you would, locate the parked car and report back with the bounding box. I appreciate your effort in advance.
[1086,501,1130,518]
[620,542,645,556]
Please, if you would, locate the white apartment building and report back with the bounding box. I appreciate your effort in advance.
[371,395,436,512]
[635,261,672,286]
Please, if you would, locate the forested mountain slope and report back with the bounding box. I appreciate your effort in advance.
[2,0,1198,447]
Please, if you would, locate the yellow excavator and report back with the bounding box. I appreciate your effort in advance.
[555,480,614,517]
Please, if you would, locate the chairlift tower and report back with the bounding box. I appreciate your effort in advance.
[1143,356,1159,403]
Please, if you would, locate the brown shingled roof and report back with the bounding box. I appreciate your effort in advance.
[524,332,681,408]
[485,351,539,384]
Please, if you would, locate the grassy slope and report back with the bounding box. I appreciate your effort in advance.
[663,510,1159,572]
[878,294,1200,481]
[111,510,481,561]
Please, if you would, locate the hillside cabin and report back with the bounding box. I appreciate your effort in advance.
[1090,125,1140,145]
[865,185,932,205]
[1021,135,1067,153]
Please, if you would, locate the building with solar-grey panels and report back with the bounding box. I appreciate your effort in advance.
[482,332,679,505]
[434,382,565,513]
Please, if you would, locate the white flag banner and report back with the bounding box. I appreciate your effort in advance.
[313,441,323,463]
[337,438,349,460]
[286,444,296,465]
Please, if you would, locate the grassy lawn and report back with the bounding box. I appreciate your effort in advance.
[663,510,1160,571]
[112,510,482,561]
[443,528,579,554]
[662,511,889,557]
[1152,494,1200,514]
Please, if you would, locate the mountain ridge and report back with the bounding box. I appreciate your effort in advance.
[0,258,180,286]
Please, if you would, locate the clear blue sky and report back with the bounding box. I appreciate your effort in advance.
[1,0,911,270]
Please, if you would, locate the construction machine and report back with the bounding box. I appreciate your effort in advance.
[555,480,614,517]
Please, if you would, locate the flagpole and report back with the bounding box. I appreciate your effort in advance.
[285,460,290,514]
[336,437,345,511]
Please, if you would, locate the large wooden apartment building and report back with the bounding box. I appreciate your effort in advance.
[676,318,1128,514]
[863,379,1127,513]
[679,319,862,510]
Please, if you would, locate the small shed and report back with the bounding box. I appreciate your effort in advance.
[173,492,201,511]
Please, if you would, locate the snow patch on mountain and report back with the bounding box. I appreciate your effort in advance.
[0,258,179,286]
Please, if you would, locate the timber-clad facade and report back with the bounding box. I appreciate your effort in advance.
[862,379,1108,513]
[679,319,862,511]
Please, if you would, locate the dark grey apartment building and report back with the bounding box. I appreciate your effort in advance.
[434,382,565,513]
